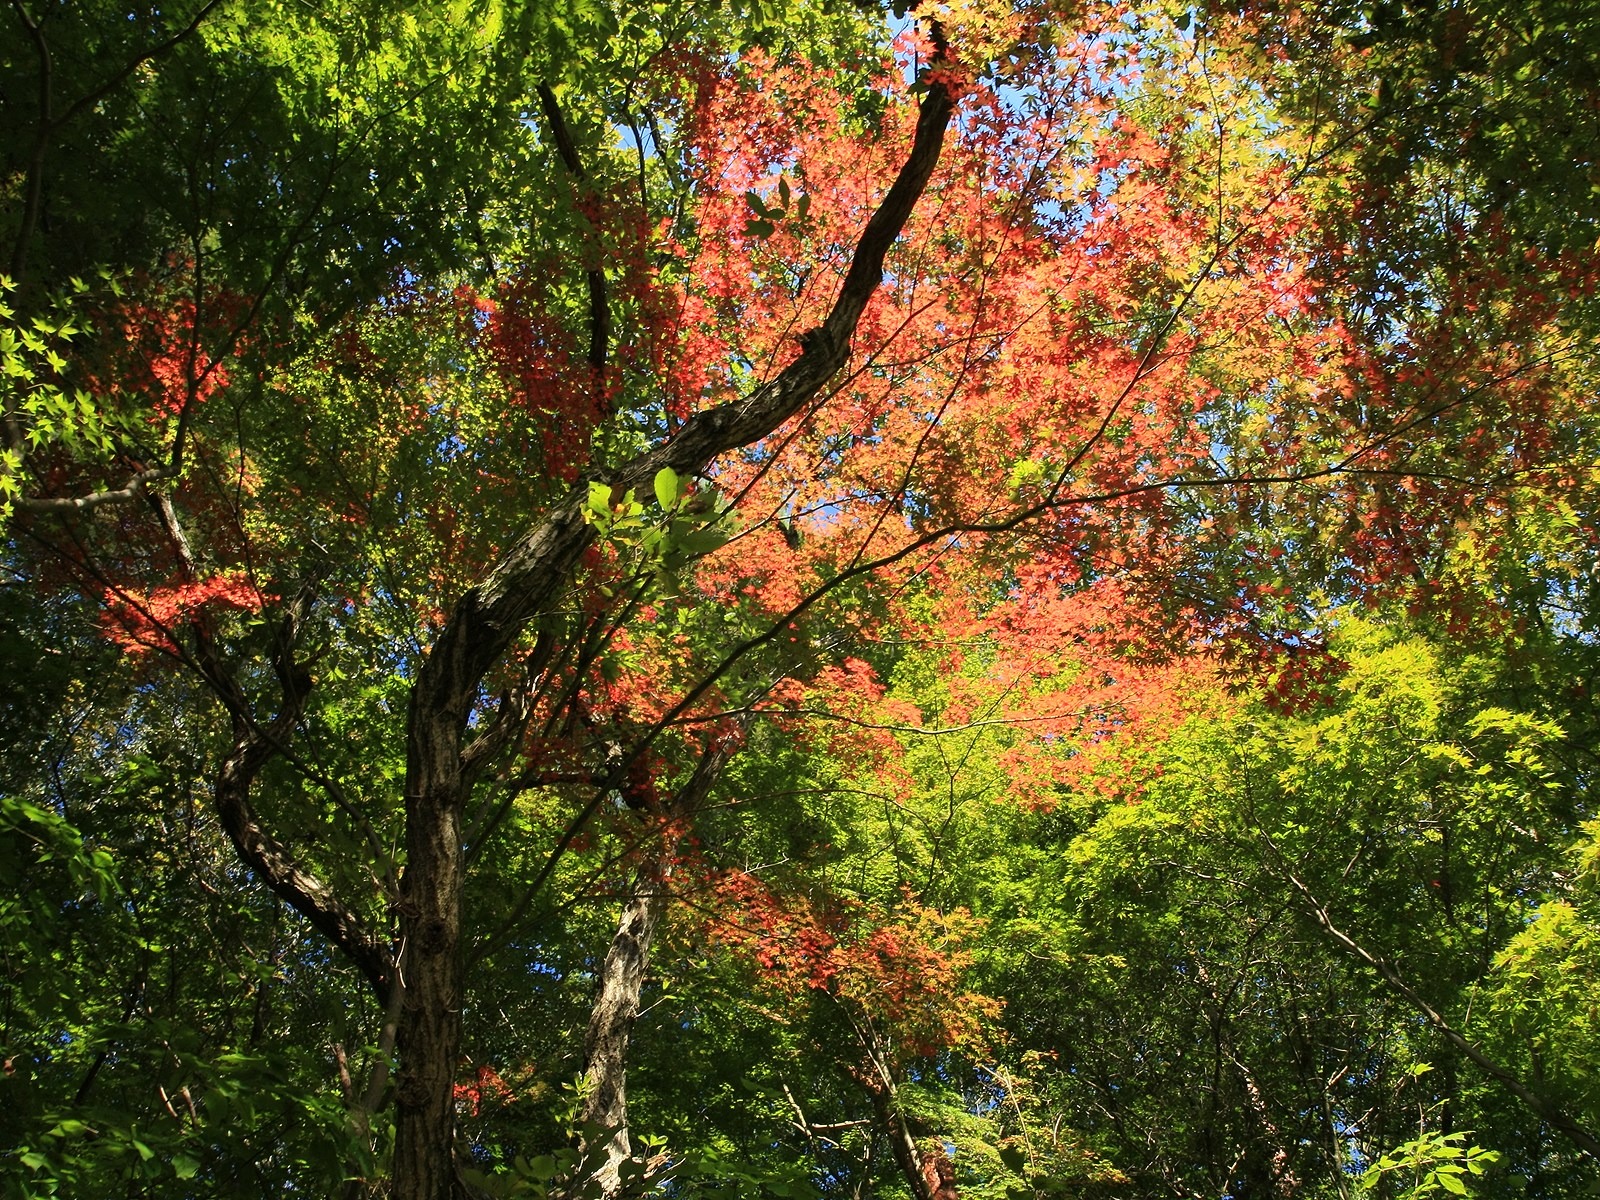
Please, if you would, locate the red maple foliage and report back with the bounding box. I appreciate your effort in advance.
[101,572,270,656]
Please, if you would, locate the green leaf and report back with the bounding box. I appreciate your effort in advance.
[675,529,728,555]
[654,466,680,510]
[767,1182,816,1198]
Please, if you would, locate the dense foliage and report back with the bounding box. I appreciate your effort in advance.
[3,0,1599,1197]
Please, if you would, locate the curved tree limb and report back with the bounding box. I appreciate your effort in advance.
[152,494,395,1006]
[412,31,956,738]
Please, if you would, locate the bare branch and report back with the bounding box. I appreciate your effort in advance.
[15,465,176,514]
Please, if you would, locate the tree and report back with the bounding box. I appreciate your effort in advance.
[5,0,1599,1197]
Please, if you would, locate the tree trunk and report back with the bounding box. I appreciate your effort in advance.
[393,701,472,1200]
[865,1078,956,1200]
[849,1020,956,1200]
[392,815,465,1199]
[576,865,671,1196]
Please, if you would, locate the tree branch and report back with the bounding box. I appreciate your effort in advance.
[16,465,176,514]
[535,82,610,377]
[8,0,51,278]
[57,0,227,131]
[405,23,957,808]
[8,0,226,277]
[1271,849,1600,1161]
[153,496,395,1005]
